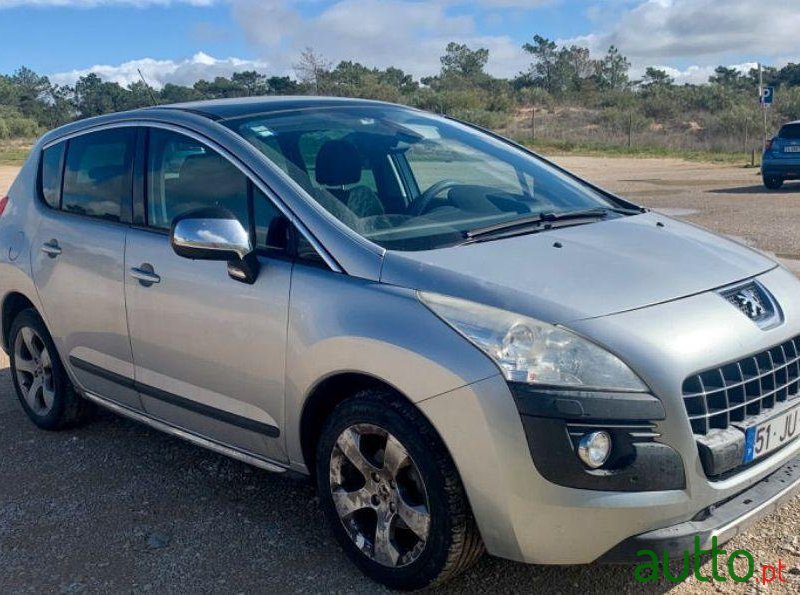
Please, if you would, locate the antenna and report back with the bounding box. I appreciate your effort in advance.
[137,68,159,106]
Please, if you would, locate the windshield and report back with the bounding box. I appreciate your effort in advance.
[226,105,622,251]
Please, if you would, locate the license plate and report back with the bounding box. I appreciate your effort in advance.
[743,404,800,463]
[784,146,800,152]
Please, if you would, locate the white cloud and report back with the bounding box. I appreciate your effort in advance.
[229,0,529,79]
[563,1,800,86]
[37,0,800,90]
[49,52,270,88]
[631,62,757,86]
[0,0,213,6]
[580,0,800,61]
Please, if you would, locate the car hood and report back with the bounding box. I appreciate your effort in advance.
[380,212,777,324]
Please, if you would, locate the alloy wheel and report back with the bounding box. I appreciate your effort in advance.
[13,326,56,416]
[329,423,431,567]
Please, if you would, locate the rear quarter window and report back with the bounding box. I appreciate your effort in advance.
[40,142,65,209]
[62,129,136,222]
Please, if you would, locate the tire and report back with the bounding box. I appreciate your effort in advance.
[764,175,784,190]
[316,389,484,590]
[8,309,94,430]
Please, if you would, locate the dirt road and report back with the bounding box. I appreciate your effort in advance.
[2,158,800,593]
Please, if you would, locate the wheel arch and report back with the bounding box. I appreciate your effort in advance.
[298,371,416,475]
[1,291,38,353]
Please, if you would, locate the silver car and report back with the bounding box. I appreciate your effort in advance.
[2,97,800,590]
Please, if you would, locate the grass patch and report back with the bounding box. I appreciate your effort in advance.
[0,140,33,166]
[514,137,760,166]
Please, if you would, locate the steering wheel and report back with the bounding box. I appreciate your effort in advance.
[408,179,461,216]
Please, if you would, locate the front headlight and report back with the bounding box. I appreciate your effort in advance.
[419,292,647,391]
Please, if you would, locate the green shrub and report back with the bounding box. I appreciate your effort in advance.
[596,108,650,133]
[776,87,800,121]
[640,92,680,120]
[5,116,39,137]
[450,108,511,129]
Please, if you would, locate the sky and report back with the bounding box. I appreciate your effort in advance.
[1,0,799,89]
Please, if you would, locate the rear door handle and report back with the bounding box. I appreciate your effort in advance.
[41,239,62,257]
[129,264,161,286]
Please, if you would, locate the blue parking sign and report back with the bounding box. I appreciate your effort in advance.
[761,86,775,106]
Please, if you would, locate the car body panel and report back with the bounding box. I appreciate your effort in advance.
[124,227,291,462]
[381,212,776,324]
[31,210,141,410]
[283,263,500,470]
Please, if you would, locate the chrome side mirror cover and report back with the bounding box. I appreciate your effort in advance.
[170,207,259,283]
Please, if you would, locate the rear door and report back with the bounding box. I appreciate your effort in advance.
[30,128,141,410]
[123,127,292,462]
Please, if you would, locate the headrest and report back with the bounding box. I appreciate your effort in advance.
[315,139,362,187]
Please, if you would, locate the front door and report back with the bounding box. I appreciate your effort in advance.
[124,128,292,462]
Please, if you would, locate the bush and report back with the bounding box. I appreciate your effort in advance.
[516,86,554,110]
[596,108,650,133]
[640,92,681,120]
[5,116,39,138]
[777,86,800,121]
[450,108,511,129]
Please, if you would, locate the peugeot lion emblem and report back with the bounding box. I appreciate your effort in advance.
[734,288,765,320]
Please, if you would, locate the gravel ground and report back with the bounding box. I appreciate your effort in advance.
[3,158,800,593]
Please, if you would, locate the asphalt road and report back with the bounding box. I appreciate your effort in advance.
[3,159,800,593]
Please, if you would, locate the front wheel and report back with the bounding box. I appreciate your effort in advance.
[764,175,784,190]
[316,390,484,590]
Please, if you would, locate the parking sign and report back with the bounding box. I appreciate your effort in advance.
[761,86,775,106]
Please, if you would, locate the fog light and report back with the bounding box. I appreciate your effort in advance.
[577,431,611,468]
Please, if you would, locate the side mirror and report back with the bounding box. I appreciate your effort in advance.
[170,207,260,283]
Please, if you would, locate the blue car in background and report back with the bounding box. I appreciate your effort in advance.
[763,121,800,189]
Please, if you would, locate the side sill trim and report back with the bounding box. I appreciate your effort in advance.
[82,391,287,474]
[69,356,280,438]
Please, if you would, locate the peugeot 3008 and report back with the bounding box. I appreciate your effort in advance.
[3,97,800,590]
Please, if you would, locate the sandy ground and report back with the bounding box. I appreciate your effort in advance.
[555,156,800,265]
[2,158,800,593]
[0,165,18,198]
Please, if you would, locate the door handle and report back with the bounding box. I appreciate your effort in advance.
[129,264,161,286]
[41,239,62,257]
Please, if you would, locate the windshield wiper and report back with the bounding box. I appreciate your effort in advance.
[463,207,613,242]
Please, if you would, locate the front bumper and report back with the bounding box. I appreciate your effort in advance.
[418,266,800,565]
[600,453,800,562]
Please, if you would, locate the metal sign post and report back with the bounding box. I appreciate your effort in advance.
[759,64,774,150]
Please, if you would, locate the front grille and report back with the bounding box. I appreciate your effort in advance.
[682,336,800,435]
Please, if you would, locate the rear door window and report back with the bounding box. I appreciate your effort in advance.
[62,129,136,221]
[40,142,65,209]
